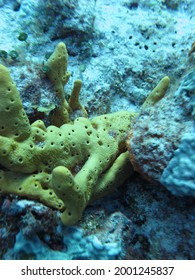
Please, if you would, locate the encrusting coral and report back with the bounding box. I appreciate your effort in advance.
[0,42,137,225]
[127,69,195,194]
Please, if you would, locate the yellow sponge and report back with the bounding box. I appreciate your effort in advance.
[46,42,87,126]
[0,43,137,225]
[142,76,170,108]
[0,64,31,141]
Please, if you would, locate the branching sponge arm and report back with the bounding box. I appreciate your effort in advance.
[142,76,170,108]
[52,166,87,225]
[0,64,31,141]
[46,42,88,126]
